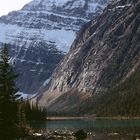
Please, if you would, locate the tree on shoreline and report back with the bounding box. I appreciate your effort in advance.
[0,45,46,139]
[0,45,21,139]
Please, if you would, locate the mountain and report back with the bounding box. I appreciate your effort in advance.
[37,0,140,115]
[0,0,109,94]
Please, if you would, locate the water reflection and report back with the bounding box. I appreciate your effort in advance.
[30,119,140,133]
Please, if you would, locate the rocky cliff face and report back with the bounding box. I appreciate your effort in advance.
[0,0,109,94]
[37,0,140,113]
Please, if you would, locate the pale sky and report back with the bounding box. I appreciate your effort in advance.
[0,0,32,16]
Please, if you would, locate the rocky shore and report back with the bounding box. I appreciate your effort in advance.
[24,129,140,140]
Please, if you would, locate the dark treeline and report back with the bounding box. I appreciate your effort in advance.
[0,45,46,139]
[23,100,46,121]
[89,64,140,117]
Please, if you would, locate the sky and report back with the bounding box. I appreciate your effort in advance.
[0,0,32,16]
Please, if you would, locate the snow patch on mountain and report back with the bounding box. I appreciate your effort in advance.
[0,23,75,52]
[66,0,85,9]
[87,3,105,13]
[16,92,37,100]
[24,0,70,11]
[43,78,51,87]
[23,10,89,21]
[48,0,70,5]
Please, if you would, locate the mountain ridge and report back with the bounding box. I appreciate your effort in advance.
[37,0,140,115]
[0,0,109,94]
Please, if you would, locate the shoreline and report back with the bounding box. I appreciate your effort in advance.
[30,130,140,140]
[46,116,84,120]
[46,116,140,120]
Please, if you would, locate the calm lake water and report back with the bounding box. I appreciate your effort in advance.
[30,119,140,133]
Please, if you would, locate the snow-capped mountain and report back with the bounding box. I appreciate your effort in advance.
[0,0,109,94]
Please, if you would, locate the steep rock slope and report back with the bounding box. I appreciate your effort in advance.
[90,64,140,116]
[0,0,109,94]
[38,0,140,113]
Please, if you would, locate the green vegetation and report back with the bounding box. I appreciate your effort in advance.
[0,45,46,139]
[0,45,22,139]
[90,65,140,117]
[23,101,46,121]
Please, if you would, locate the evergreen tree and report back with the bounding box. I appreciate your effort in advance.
[16,101,28,139]
[23,100,46,121]
[0,45,19,139]
[0,45,46,139]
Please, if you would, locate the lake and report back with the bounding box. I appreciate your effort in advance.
[30,118,140,133]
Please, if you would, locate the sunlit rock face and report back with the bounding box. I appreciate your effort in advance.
[0,0,109,94]
[37,0,140,113]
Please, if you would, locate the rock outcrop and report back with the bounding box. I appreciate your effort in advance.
[37,0,140,113]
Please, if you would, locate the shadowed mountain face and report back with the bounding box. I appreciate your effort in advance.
[37,0,140,114]
[0,0,109,94]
